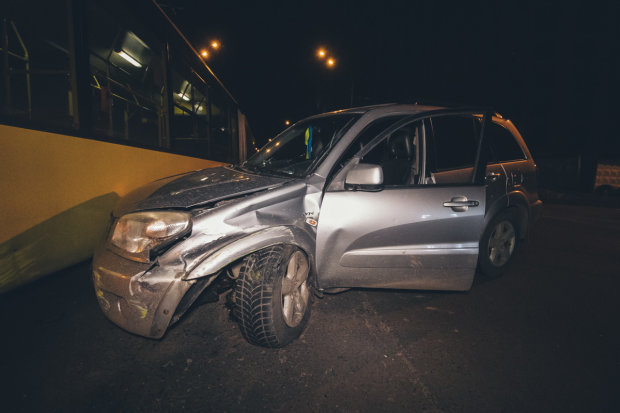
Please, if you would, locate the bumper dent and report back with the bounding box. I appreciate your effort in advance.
[92,247,193,338]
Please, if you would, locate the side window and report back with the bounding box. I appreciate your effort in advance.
[170,71,211,159]
[0,2,73,129]
[88,3,165,147]
[339,116,405,164]
[331,115,405,179]
[486,122,525,163]
[428,115,478,171]
[360,122,421,186]
[426,115,480,185]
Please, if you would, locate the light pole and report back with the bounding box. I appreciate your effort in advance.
[315,46,344,111]
[315,46,355,107]
[314,46,338,111]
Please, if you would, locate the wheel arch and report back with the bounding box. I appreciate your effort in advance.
[185,225,316,281]
[478,196,527,278]
[484,193,529,241]
[506,191,530,239]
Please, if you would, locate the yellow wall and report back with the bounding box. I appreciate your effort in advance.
[0,124,222,244]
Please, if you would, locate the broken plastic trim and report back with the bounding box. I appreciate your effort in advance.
[170,273,219,325]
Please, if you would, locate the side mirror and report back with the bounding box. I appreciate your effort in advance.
[345,163,383,190]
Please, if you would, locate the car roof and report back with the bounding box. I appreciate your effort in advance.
[318,103,445,117]
[312,103,503,119]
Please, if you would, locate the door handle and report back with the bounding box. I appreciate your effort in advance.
[443,196,479,212]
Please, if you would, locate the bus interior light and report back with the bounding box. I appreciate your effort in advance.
[117,50,142,68]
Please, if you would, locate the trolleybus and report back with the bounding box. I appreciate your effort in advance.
[0,0,252,292]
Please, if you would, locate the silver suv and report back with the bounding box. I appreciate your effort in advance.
[93,104,541,347]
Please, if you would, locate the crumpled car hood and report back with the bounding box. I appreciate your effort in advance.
[113,166,293,216]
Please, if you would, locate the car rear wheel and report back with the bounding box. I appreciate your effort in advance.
[232,245,311,348]
[478,210,519,278]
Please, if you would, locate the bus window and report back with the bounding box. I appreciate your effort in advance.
[210,88,235,162]
[0,0,72,129]
[170,71,211,158]
[1,0,246,164]
[87,2,164,148]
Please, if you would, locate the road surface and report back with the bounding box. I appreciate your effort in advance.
[1,204,619,412]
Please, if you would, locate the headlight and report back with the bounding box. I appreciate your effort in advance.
[110,211,192,262]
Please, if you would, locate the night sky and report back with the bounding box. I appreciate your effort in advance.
[161,0,619,159]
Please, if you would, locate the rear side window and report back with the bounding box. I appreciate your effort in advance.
[428,115,478,171]
[487,122,525,162]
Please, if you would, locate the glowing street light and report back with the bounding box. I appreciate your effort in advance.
[200,39,222,60]
[284,120,291,126]
[316,46,336,69]
[313,45,340,111]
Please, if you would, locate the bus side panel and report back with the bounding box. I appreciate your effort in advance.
[0,124,222,293]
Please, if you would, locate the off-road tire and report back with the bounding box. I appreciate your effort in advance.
[232,245,311,348]
[478,209,520,278]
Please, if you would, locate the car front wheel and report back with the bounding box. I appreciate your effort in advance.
[232,245,311,348]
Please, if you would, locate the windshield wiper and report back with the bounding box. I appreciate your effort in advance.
[231,164,252,173]
[271,168,295,176]
[236,162,296,178]
[258,167,296,177]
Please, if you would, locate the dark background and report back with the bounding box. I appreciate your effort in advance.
[161,0,619,161]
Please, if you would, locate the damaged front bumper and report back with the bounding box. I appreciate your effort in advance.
[92,222,316,338]
[92,246,206,339]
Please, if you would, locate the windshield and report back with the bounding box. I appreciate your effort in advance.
[242,114,360,177]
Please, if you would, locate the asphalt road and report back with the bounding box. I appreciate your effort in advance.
[1,204,619,412]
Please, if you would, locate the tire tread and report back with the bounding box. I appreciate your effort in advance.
[232,245,287,347]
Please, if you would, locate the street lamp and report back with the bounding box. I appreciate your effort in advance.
[314,46,339,111]
[316,46,336,69]
[314,45,352,107]
[200,39,222,60]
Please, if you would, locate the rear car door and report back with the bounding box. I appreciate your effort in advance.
[429,116,507,209]
[485,119,535,201]
[316,112,488,291]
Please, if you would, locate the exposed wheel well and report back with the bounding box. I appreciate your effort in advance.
[509,204,529,240]
[226,243,318,288]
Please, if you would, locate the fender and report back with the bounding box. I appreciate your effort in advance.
[184,225,316,281]
[483,190,530,240]
[483,193,509,234]
[507,189,530,209]
[506,190,531,238]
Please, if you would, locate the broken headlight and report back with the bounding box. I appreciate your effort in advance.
[110,211,192,262]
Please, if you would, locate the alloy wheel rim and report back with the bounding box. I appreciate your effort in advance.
[488,220,516,267]
[281,251,310,327]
